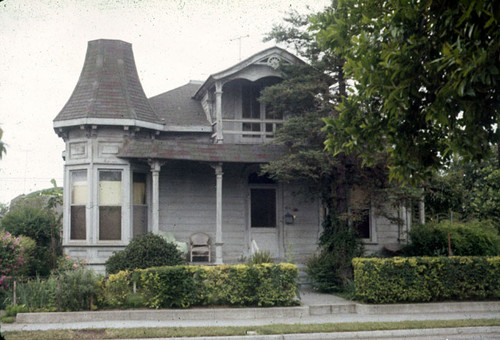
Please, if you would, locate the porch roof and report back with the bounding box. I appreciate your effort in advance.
[118,139,285,163]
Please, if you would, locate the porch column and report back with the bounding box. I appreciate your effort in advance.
[149,160,163,234]
[213,162,224,264]
[215,81,223,144]
[419,195,425,225]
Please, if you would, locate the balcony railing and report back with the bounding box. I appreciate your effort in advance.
[221,118,283,141]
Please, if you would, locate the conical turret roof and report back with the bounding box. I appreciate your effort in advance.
[54,39,162,129]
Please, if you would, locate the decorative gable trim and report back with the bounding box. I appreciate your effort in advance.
[193,47,304,100]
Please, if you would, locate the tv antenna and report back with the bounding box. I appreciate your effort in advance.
[230,34,249,61]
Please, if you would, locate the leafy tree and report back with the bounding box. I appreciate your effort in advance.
[426,150,500,229]
[0,127,6,160]
[262,8,383,290]
[315,0,500,183]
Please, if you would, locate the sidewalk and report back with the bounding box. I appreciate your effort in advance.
[2,289,500,335]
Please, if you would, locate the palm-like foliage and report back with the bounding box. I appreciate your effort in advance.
[0,127,6,159]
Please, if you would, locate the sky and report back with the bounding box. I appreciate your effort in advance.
[0,0,330,205]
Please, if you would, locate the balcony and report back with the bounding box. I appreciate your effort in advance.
[219,118,283,143]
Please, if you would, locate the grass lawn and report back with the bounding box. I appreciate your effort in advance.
[3,318,500,339]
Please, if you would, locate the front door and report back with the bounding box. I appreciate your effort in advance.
[249,187,279,258]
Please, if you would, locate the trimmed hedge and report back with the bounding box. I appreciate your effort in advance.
[99,263,299,309]
[353,256,500,303]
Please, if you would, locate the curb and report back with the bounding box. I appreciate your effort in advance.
[119,327,500,340]
[356,300,500,315]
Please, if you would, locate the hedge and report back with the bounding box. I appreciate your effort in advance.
[353,257,500,303]
[99,263,299,309]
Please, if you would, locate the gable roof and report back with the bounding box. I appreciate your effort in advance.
[194,46,304,100]
[148,81,211,131]
[54,39,163,130]
[118,139,284,163]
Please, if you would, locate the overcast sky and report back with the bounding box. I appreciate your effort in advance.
[0,0,330,204]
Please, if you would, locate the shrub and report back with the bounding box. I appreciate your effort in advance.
[306,250,346,293]
[17,236,37,278]
[105,233,184,274]
[138,266,197,308]
[248,250,274,264]
[0,304,28,323]
[0,205,61,276]
[57,267,99,311]
[14,276,58,312]
[306,212,364,293]
[97,270,143,309]
[353,256,500,303]
[12,258,100,312]
[100,263,299,308]
[404,220,500,256]
[0,232,23,289]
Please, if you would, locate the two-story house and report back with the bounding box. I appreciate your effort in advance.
[53,39,410,272]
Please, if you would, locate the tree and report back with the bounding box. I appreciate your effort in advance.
[262,9,389,290]
[426,149,500,229]
[314,0,500,183]
[0,127,6,160]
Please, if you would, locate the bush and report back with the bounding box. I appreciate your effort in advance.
[11,259,100,312]
[14,276,58,312]
[0,232,23,289]
[105,233,184,274]
[306,251,346,293]
[0,304,28,323]
[100,263,299,309]
[17,236,37,278]
[306,212,364,292]
[404,220,500,256]
[97,270,143,309]
[353,256,500,303]
[57,267,99,311]
[0,205,61,276]
[247,250,274,265]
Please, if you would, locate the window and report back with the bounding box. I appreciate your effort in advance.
[70,170,87,240]
[241,80,283,139]
[352,209,370,239]
[99,171,122,240]
[242,84,262,138]
[132,173,148,238]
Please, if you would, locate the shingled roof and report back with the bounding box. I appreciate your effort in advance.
[148,81,211,130]
[118,139,284,163]
[54,39,162,129]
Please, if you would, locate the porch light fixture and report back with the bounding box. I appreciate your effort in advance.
[284,212,295,225]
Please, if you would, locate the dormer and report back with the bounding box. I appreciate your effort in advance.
[193,47,304,144]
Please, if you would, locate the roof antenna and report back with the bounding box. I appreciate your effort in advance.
[230,34,249,61]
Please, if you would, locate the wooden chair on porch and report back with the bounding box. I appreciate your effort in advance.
[189,232,211,262]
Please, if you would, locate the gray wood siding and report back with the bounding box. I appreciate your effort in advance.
[282,185,321,263]
[158,162,248,262]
